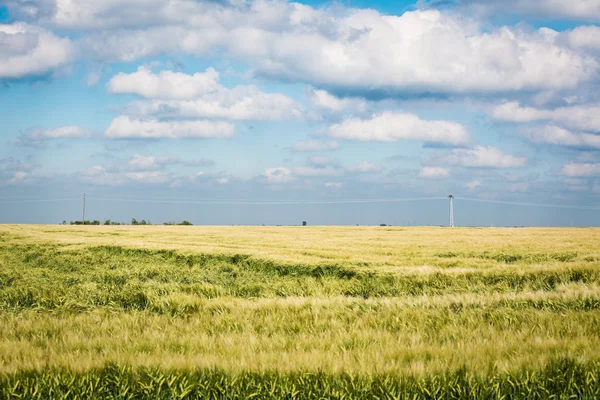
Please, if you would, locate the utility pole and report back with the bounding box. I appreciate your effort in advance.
[448,195,454,228]
[82,193,86,224]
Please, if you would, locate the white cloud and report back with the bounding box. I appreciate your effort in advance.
[126,92,302,121]
[325,182,343,189]
[8,171,30,185]
[80,165,126,186]
[507,182,530,193]
[565,26,600,50]
[131,154,161,170]
[465,180,481,190]
[309,89,366,113]
[328,112,471,146]
[307,156,339,168]
[347,161,382,174]
[522,125,600,150]
[86,71,102,86]
[108,67,220,100]
[127,154,214,171]
[432,145,527,168]
[0,157,37,173]
[293,166,340,177]
[562,177,590,192]
[32,126,93,139]
[564,178,587,186]
[110,67,303,121]
[216,177,230,184]
[17,126,93,147]
[15,2,597,95]
[418,167,450,179]
[104,116,236,139]
[80,165,173,185]
[292,139,340,152]
[128,154,171,171]
[233,8,598,94]
[0,22,72,79]
[264,167,293,184]
[434,0,600,22]
[125,171,171,184]
[561,162,600,177]
[491,102,600,132]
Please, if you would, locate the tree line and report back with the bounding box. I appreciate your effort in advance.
[62,219,193,226]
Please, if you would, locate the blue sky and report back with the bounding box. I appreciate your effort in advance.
[1,0,600,226]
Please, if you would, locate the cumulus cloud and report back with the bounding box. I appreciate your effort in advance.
[347,161,382,174]
[491,101,600,132]
[293,166,341,177]
[17,126,93,147]
[110,67,303,121]
[418,167,450,179]
[125,171,172,184]
[126,154,215,171]
[108,67,220,100]
[12,2,598,95]
[521,125,600,150]
[424,0,600,22]
[0,157,38,173]
[236,7,597,94]
[307,156,339,168]
[128,154,175,171]
[0,22,72,79]
[8,171,33,185]
[33,126,92,139]
[104,116,236,139]
[309,89,366,113]
[292,139,340,152]
[0,157,40,185]
[325,181,343,189]
[465,179,482,190]
[431,145,527,168]
[565,26,600,50]
[264,167,293,184]
[561,162,600,177]
[328,112,471,146]
[80,164,174,185]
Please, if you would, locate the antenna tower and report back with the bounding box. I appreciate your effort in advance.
[448,195,454,228]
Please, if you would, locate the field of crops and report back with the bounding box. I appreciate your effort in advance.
[1,224,599,399]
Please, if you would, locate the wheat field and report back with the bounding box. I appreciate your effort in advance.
[0,224,599,398]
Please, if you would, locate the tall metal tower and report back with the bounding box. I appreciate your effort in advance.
[448,195,454,228]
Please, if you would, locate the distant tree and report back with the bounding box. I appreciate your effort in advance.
[178,220,193,226]
[140,220,147,225]
[104,219,111,225]
[62,221,66,225]
[92,220,100,225]
[131,218,138,225]
[380,224,387,227]
[302,221,307,226]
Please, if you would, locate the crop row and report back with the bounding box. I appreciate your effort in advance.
[2,359,599,399]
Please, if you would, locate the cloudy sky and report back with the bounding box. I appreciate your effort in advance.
[1,0,600,226]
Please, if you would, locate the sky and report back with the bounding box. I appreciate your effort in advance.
[1,0,600,226]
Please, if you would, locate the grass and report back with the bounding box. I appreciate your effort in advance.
[0,225,599,398]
